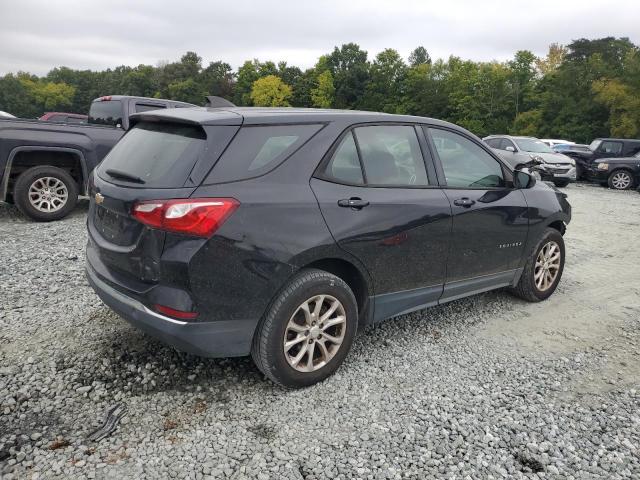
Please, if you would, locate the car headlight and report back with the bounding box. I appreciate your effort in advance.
[597,163,609,170]
[569,159,575,167]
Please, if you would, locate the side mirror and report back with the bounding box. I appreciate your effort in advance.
[514,170,536,189]
[505,146,516,152]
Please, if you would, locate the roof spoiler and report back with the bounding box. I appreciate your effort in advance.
[204,96,236,108]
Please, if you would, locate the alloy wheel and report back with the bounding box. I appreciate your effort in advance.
[534,240,561,291]
[28,177,68,212]
[283,294,346,373]
[611,172,631,190]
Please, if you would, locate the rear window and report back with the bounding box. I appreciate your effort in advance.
[205,124,323,184]
[98,121,206,188]
[88,100,123,127]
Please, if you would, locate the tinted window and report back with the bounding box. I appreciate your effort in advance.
[135,103,167,113]
[88,100,122,127]
[514,138,554,153]
[499,139,516,151]
[48,115,66,122]
[354,125,428,186]
[206,124,322,183]
[600,141,622,155]
[324,133,364,185]
[67,116,85,124]
[485,138,501,148]
[98,121,206,188]
[430,129,505,188]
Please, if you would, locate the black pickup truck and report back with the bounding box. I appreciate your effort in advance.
[0,95,195,221]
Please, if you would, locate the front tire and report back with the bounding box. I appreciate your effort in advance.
[607,170,634,190]
[251,269,358,388]
[14,166,78,221]
[510,228,565,302]
[553,179,570,188]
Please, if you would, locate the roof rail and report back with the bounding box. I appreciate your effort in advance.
[204,96,236,108]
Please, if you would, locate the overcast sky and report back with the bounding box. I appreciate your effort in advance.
[1,0,638,76]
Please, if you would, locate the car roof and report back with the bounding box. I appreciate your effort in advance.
[90,95,196,106]
[130,106,464,130]
[484,135,538,140]
[594,138,640,143]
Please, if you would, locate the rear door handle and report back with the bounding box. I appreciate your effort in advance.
[453,197,475,208]
[338,198,369,209]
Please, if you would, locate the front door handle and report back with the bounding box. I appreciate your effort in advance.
[338,198,369,209]
[453,197,475,208]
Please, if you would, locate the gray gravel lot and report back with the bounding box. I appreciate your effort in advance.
[1,183,639,479]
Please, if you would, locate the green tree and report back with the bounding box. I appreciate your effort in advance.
[363,49,406,113]
[408,46,431,66]
[167,78,207,104]
[311,70,335,108]
[325,43,370,109]
[201,61,235,99]
[250,75,292,107]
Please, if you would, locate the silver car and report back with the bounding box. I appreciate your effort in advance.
[484,135,576,187]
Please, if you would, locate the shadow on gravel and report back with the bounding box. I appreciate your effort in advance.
[0,199,89,222]
[70,289,517,399]
[70,327,263,398]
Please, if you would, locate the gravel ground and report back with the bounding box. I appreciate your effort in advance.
[1,183,639,480]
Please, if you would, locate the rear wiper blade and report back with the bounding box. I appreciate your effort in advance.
[105,169,145,184]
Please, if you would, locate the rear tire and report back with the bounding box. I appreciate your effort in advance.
[553,179,570,188]
[251,269,358,388]
[14,166,78,221]
[607,170,634,190]
[510,228,565,302]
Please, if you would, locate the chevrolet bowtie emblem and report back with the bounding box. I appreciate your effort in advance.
[95,192,104,204]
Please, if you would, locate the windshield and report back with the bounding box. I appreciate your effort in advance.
[589,139,602,152]
[514,138,554,153]
[98,121,206,188]
[88,100,122,127]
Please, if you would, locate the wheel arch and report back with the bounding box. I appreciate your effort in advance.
[2,146,88,202]
[299,256,373,325]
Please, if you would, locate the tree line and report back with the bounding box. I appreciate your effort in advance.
[1,37,639,142]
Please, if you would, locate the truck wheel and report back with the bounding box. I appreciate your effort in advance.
[251,269,358,388]
[607,170,634,190]
[509,228,565,302]
[14,166,79,221]
[553,179,570,188]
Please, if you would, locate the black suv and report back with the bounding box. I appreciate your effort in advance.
[86,107,571,387]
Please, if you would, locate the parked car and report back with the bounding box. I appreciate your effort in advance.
[39,112,88,123]
[563,138,640,181]
[0,95,195,221]
[552,143,590,154]
[86,107,571,388]
[0,111,16,118]
[587,151,640,190]
[541,139,574,148]
[483,135,576,187]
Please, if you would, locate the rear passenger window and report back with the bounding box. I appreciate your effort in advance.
[206,125,323,183]
[355,125,428,186]
[324,133,364,185]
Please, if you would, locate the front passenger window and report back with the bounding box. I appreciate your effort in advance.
[430,129,505,188]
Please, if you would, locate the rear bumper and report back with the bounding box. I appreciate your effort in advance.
[86,259,258,357]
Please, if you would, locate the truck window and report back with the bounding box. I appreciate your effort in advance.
[135,104,167,113]
[88,100,123,127]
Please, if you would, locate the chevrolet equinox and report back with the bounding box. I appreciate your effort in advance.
[86,107,571,388]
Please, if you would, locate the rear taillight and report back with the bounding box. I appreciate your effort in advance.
[153,304,198,320]
[132,198,239,237]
